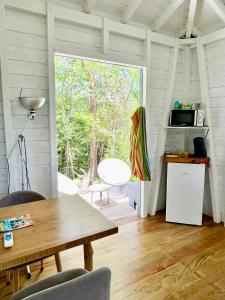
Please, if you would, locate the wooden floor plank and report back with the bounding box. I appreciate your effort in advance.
[0,209,225,300]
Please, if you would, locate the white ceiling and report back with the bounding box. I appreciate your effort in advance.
[61,0,225,38]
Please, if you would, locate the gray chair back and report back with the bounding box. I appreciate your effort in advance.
[0,190,46,208]
[11,267,111,300]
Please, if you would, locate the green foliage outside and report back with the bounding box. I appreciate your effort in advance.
[55,55,140,183]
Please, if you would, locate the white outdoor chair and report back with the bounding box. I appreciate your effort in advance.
[88,158,131,207]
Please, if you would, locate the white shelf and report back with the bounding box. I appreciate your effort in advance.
[165,126,209,130]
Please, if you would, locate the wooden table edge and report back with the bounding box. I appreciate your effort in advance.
[0,226,118,271]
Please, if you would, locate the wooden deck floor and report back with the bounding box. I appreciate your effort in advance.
[1,211,225,299]
[87,196,140,225]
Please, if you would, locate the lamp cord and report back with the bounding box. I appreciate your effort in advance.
[7,113,33,193]
[18,135,31,191]
[18,136,24,190]
[23,135,31,190]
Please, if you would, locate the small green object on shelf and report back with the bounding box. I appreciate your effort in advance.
[174,100,180,109]
[180,102,193,110]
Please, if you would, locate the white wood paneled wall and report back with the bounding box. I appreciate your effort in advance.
[4,7,51,196]
[205,40,225,222]
[55,20,145,66]
[0,0,176,207]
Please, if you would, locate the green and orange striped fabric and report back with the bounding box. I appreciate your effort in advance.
[130,106,151,181]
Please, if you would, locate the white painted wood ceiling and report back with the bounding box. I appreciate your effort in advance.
[60,0,225,37]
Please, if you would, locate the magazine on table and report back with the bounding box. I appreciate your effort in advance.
[0,214,33,233]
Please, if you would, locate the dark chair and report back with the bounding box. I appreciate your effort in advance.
[11,267,111,300]
[0,191,62,283]
[0,190,47,208]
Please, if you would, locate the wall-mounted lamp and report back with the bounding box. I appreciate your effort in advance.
[7,90,46,192]
[18,96,46,120]
[7,89,46,162]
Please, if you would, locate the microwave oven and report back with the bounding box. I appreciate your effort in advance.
[170,109,205,127]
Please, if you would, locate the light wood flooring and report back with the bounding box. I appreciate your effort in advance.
[1,210,225,299]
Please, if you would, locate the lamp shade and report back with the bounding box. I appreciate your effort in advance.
[18,97,45,111]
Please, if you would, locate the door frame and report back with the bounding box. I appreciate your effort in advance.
[52,52,149,218]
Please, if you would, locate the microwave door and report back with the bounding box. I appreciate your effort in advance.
[171,110,195,126]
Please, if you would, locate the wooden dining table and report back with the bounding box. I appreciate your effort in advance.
[0,195,118,294]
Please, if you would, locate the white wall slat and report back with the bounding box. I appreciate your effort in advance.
[8,60,47,77]
[8,46,47,64]
[7,31,47,50]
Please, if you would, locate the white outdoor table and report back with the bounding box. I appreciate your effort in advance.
[88,183,111,208]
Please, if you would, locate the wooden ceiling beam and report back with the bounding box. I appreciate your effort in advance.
[153,0,186,31]
[121,0,143,24]
[206,0,225,24]
[82,0,96,14]
[186,0,197,37]
[176,26,201,39]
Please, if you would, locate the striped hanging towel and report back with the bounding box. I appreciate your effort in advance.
[130,106,151,181]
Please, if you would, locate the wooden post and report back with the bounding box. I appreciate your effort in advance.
[181,46,191,151]
[149,39,179,216]
[83,242,94,271]
[47,0,58,197]
[141,30,152,218]
[181,46,190,102]
[0,2,16,192]
[102,17,109,54]
[196,37,221,223]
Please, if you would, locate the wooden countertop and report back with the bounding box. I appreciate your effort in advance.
[163,156,210,165]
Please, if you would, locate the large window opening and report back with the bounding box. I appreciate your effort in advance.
[55,54,142,222]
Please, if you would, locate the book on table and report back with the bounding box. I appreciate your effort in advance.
[0,214,33,233]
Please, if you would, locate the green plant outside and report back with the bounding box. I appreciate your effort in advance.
[55,55,140,182]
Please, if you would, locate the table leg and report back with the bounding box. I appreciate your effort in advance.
[55,253,62,272]
[100,191,103,209]
[12,268,19,294]
[40,259,44,271]
[83,242,94,271]
[6,270,11,284]
[107,190,109,204]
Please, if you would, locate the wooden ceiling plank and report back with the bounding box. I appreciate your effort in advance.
[186,0,197,37]
[82,0,96,14]
[192,26,201,36]
[206,0,225,24]
[176,27,186,37]
[121,0,144,24]
[153,0,186,31]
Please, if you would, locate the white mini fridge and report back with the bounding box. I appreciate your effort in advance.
[166,163,205,225]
